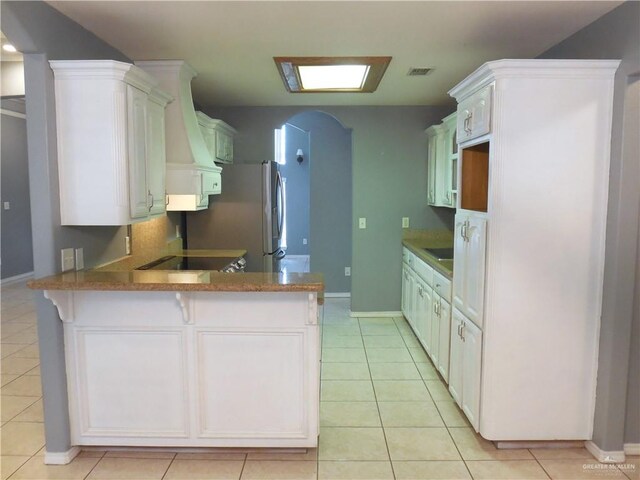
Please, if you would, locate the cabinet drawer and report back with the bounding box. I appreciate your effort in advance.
[412,257,433,286]
[433,270,452,301]
[457,85,492,143]
[201,171,222,195]
[402,247,411,264]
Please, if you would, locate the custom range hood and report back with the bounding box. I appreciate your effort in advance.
[135,60,221,211]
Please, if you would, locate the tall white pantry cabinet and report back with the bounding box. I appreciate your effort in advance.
[448,59,619,441]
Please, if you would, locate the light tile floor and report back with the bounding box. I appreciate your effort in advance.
[1,283,638,479]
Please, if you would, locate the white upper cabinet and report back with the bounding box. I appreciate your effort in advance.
[425,125,442,206]
[135,61,222,211]
[196,112,237,165]
[426,113,457,209]
[50,60,172,226]
[456,84,491,143]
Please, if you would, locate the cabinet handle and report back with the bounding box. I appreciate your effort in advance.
[457,322,462,337]
[461,323,466,342]
[464,112,473,134]
[461,223,467,241]
[148,190,154,211]
[165,192,169,206]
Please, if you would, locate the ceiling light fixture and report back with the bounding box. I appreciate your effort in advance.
[2,43,17,53]
[274,56,391,93]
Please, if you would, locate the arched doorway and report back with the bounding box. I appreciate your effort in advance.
[277,111,352,295]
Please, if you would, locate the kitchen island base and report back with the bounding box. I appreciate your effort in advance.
[44,289,320,453]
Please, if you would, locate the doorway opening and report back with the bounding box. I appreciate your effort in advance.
[274,111,352,295]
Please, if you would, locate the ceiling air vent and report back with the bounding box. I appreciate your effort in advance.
[407,67,433,76]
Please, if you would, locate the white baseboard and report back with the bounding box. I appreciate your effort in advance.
[44,446,81,465]
[624,443,640,456]
[585,440,626,463]
[1,271,34,286]
[325,293,351,298]
[350,311,402,318]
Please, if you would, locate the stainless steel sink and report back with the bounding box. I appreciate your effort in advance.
[422,247,454,260]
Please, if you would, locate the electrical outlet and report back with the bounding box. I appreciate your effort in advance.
[75,248,84,270]
[345,267,351,277]
[125,236,131,255]
[402,217,410,228]
[3,202,9,210]
[61,248,75,272]
[358,217,367,229]
[176,225,181,238]
[302,238,308,245]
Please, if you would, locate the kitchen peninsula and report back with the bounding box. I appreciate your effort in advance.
[28,255,324,456]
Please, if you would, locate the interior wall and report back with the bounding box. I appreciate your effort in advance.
[0,0,177,454]
[288,111,352,293]
[538,0,640,451]
[1,100,33,279]
[205,105,454,308]
[281,122,310,256]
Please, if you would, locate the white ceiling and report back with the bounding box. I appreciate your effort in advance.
[47,1,622,107]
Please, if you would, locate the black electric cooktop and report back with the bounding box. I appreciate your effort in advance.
[136,256,240,271]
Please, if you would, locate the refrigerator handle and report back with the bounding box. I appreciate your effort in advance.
[276,171,284,238]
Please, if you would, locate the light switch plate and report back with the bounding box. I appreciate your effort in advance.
[3,202,9,210]
[75,248,84,271]
[402,217,410,228]
[303,238,308,245]
[61,248,75,272]
[358,217,367,229]
[344,267,351,276]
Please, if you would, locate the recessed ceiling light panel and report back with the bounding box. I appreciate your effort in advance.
[274,56,391,93]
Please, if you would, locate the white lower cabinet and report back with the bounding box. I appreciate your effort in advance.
[55,290,320,448]
[449,307,482,431]
[401,247,452,384]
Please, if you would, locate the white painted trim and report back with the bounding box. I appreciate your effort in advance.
[624,443,640,456]
[585,440,626,463]
[284,255,309,260]
[0,108,26,119]
[350,311,402,318]
[325,293,350,298]
[1,271,34,286]
[44,446,81,465]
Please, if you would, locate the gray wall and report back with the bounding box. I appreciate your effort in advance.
[281,122,310,256]
[1,101,34,279]
[288,112,352,293]
[1,0,179,454]
[539,1,640,450]
[206,106,454,307]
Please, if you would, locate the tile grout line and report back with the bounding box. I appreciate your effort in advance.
[530,452,553,480]
[358,316,397,480]
[159,452,177,480]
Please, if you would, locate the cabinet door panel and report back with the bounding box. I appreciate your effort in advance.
[429,297,440,365]
[461,319,482,431]
[437,299,451,382]
[75,329,188,437]
[448,309,464,406]
[197,330,306,438]
[415,281,432,353]
[127,86,149,218]
[464,216,487,328]
[427,133,438,205]
[147,100,166,215]
[452,212,467,312]
[401,265,410,320]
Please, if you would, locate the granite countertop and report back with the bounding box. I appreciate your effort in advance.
[27,270,324,293]
[28,248,324,295]
[402,229,454,279]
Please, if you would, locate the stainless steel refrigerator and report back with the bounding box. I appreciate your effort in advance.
[185,161,285,273]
